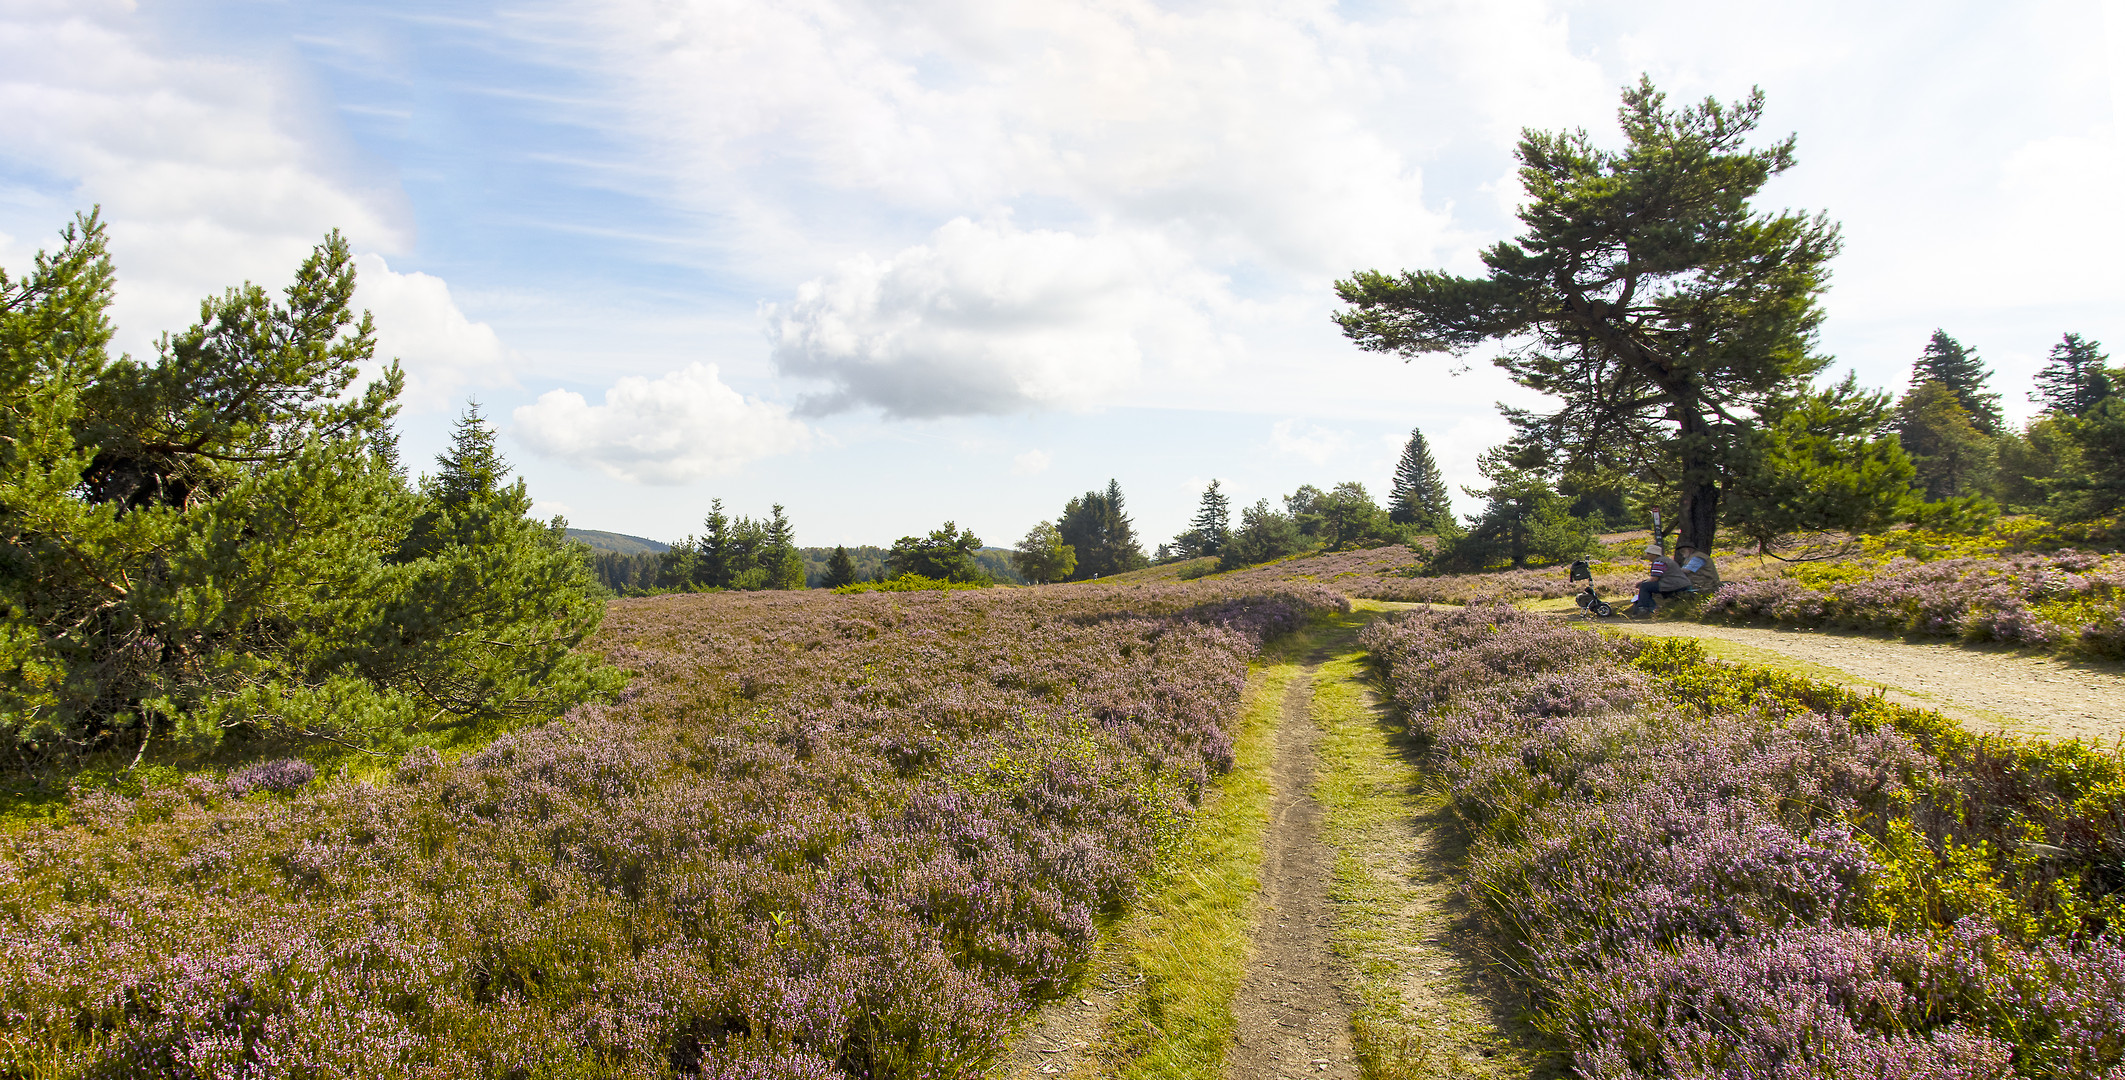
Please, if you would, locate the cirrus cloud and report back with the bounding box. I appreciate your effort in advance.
[512,363,810,484]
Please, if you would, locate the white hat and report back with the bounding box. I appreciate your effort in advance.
[1643,543,1663,556]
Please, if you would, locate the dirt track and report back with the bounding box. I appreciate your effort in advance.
[1226,664,1358,1078]
[1597,619,2125,744]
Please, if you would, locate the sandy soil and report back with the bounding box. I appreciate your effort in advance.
[1226,666,1361,1079]
[1597,620,2125,743]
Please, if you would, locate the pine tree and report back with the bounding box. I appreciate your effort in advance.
[1911,330,2002,435]
[2032,333,2112,418]
[697,499,731,589]
[0,216,616,757]
[1896,381,1998,500]
[824,545,857,587]
[1057,480,1147,580]
[1186,479,1231,556]
[1387,427,1451,526]
[432,402,506,509]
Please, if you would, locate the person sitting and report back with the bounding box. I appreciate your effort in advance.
[1629,542,1692,615]
[1676,544,1719,591]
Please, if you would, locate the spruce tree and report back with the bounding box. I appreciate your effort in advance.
[824,545,857,587]
[1056,479,1147,579]
[1387,427,1450,526]
[1911,330,2002,434]
[1188,479,1231,556]
[697,499,731,589]
[2032,333,2112,418]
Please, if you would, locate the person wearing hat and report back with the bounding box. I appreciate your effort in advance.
[1629,542,1692,615]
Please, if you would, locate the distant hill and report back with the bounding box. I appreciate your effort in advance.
[566,529,670,555]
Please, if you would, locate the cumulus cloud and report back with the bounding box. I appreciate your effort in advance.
[766,217,1230,417]
[1270,419,1349,465]
[354,254,520,410]
[1011,449,1051,476]
[512,363,810,484]
[0,2,408,354]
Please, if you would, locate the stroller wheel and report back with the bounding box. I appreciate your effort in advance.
[1592,601,1615,617]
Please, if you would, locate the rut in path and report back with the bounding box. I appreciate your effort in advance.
[1226,661,1359,1079]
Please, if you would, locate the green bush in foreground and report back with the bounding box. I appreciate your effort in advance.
[0,214,615,761]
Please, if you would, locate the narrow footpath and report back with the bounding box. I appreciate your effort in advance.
[1226,663,1359,1078]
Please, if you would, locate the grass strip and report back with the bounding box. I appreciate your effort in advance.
[1087,627,1306,1077]
[1308,620,1554,1080]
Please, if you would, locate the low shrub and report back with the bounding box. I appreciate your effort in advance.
[0,580,1346,1077]
[830,573,988,594]
[1700,547,2125,657]
[1364,606,2125,1078]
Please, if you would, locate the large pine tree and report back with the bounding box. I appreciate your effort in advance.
[0,214,615,759]
[1387,427,1451,526]
[2032,333,2112,418]
[1911,330,2002,434]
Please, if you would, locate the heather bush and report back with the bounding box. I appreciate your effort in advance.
[223,757,316,797]
[0,579,1344,1077]
[1363,606,2125,1077]
[1697,542,2125,658]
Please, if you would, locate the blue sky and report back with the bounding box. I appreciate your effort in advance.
[3,0,2122,548]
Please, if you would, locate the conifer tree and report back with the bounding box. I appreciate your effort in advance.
[697,499,731,589]
[1057,479,1147,580]
[1388,427,1451,526]
[2032,333,2113,418]
[824,545,858,588]
[0,214,615,758]
[1911,330,2002,435]
[1896,380,1997,500]
[1186,479,1231,556]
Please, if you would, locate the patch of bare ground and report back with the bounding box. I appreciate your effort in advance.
[1591,618,2125,743]
[1227,666,1359,1079]
[990,963,1134,1078]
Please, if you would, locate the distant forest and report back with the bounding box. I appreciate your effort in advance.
[573,534,1027,593]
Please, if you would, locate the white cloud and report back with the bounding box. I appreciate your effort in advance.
[512,363,810,484]
[0,2,409,355]
[354,254,519,411]
[766,217,1230,417]
[1270,419,1349,466]
[1011,449,1051,475]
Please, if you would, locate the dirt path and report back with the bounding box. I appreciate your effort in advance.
[1227,663,1360,1079]
[1595,619,2125,743]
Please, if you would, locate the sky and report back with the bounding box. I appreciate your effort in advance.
[2,0,2122,549]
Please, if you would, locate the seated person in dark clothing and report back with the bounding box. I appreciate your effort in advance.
[1630,542,1693,614]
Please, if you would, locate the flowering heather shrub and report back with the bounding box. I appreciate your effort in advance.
[0,579,1343,1078]
[223,757,316,797]
[1362,607,2125,1077]
[1699,548,2125,658]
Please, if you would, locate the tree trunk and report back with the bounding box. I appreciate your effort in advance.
[1674,406,1722,554]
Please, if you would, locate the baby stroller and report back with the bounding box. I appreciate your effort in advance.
[1568,559,1616,617]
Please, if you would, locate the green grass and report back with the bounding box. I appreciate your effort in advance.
[1308,612,1557,1079]
[1088,624,1303,1077]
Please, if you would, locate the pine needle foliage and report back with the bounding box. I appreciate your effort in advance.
[1386,427,1450,527]
[1909,329,2003,435]
[0,213,616,762]
[1335,78,1844,555]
